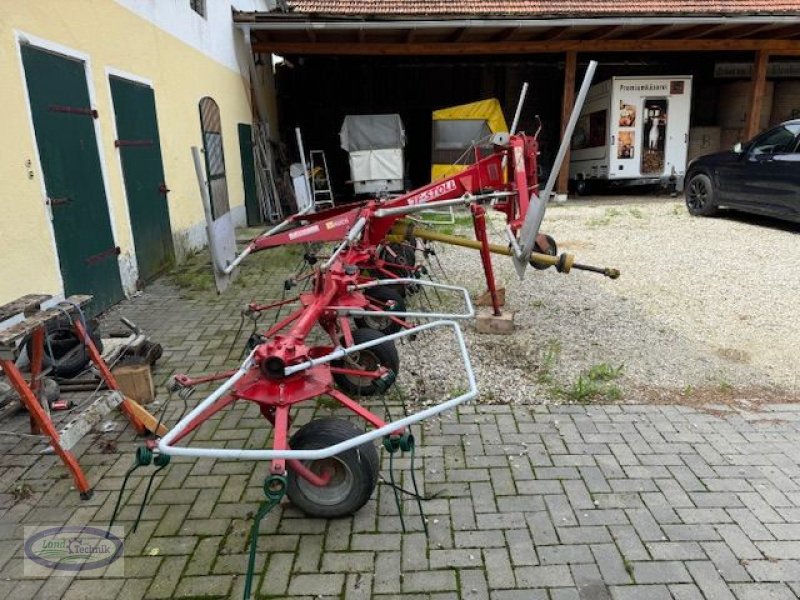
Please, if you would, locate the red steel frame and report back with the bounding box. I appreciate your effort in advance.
[0,317,147,498]
[170,134,543,484]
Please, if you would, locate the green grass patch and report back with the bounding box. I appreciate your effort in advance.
[560,362,625,403]
[586,207,622,227]
[536,339,562,385]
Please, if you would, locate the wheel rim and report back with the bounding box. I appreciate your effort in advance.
[687,178,709,210]
[296,456,354,506]
[362,314,391,332]
[342,349,380,388]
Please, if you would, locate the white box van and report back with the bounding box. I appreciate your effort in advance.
[569,76,693,194]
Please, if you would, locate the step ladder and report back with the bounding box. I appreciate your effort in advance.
[309,150,335,210]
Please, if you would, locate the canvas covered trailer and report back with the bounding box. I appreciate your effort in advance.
[569,76,693,193]
[431,98,509,181]
[340,114,406,195]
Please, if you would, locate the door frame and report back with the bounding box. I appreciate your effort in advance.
[105,66,161,286]
[14,30,124,298]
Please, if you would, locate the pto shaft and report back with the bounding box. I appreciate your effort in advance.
[388,224,619,279]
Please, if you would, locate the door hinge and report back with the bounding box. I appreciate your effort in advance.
[115,139,154,148]
[158,183,171,195]
[47,197,71,206]
[85,246,121,266]
[48,104,98,119]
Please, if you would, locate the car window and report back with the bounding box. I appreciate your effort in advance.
[750,123,800,156]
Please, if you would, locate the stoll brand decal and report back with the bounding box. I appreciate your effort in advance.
[406,179,457,205]
[288,224,320,240]
[24,526,124,575]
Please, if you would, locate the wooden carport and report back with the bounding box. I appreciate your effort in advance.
[234,1,800,194]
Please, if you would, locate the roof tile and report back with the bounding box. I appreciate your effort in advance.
[284,0,800,16]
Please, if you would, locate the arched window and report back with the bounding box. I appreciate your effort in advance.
[199,97,229,219]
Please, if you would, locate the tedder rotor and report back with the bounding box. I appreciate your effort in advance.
[114,61,619,598]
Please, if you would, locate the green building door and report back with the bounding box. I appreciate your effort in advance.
[237,123,261,226]
[21,44,123,314]
[110,76,174,284]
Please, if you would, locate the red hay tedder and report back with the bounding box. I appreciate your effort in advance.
[124,60,617,597]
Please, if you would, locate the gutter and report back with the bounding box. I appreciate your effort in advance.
[233,15,800,31]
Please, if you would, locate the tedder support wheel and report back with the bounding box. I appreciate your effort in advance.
[287,417,379,518]
[532,234,557,270]
[685,172,718,217]
[333,328,400,396]
[379,240,417,297]
[355,287,406,335]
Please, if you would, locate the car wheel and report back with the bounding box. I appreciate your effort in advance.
[685,173,718,217]
[574,179,590,196]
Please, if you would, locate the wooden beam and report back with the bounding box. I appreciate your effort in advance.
[674,24,723,38]
[252,38,800,56]
[491,27,519,42]
[633,25,673,40]
[557,51,577,196]
[745,50,769,139]
[450,27,470,43]
[405,28,416,43]
[586,25,625,41]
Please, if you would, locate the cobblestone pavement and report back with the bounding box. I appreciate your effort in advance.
[1,257,800,599]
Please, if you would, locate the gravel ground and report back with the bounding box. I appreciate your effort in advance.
[398,198,800,408]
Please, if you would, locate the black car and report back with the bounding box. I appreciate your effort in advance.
[685,119,800,223]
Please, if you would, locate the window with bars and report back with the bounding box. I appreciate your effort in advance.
[190,0,206,18]
[199,97,230,219]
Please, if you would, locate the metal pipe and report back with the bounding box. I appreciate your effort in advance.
[343,278,474,320]
[321,216,367,270]
[158,320,477,461]
[295,127,313,211]
[509,82,529,136]
[514,59,597,278]
[388,226,560,268]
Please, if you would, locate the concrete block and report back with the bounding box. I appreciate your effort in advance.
[475,307,515,334]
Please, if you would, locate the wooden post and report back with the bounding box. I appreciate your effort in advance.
[557,51,577,196]
[745,50,769,139]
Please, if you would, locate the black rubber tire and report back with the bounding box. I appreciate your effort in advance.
[381,241,416,272]
[574,178,590,196]
[287,417,379,518]
[25,319,103,379]
[532,234,558,271]
[685,172,718,217]
[355,287,406,335]
[379,241,417,296]
[332,328,400,396]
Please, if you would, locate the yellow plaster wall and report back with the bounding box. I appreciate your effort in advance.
[0,1,253,305]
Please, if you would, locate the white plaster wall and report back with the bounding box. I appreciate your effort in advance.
[114,0,273,75]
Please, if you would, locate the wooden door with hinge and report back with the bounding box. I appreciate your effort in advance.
[21,44,123,315]
[238,123,261,226]
[110,76,175,285]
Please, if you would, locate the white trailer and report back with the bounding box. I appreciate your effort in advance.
[569,76,692,193]
[339,114,406,196]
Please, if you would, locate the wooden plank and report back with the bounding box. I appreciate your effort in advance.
[0,294,52,322]
[745,50,770,139]
[123,395,167,436]
[0,295,92,348]
[557,51,577,196]
[252,38,800,56]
